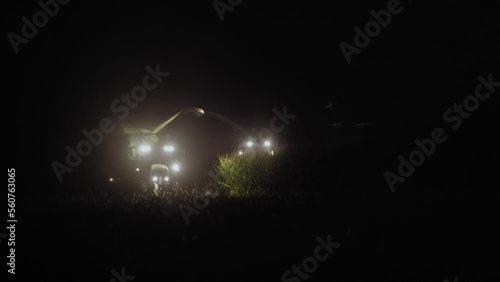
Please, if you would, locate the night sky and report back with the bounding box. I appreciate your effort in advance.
[6,0,499,186]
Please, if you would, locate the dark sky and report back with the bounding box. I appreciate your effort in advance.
[6,0,499,186]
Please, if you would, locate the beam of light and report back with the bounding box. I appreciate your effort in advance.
[151,107,205,134]
[151,111,182,134]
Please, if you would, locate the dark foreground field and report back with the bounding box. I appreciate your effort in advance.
[21,143,497,282]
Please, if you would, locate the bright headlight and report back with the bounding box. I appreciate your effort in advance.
[139,145,151,153]
[152,176,158,182]
[246,141,253,147]
[164,176,169,181]
[264,140,271,147]
[163,145,174,152]
[172,163,180,172]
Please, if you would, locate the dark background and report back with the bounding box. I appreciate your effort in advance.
[6,0,499,182]
[4,0,499,281]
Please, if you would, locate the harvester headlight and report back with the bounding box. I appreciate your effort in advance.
[264,140,271,147]
[163,145,174,152]
[172,163,180,172]
[164,176,169,181]
[152,176,158,182]
[139,145,151,153]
